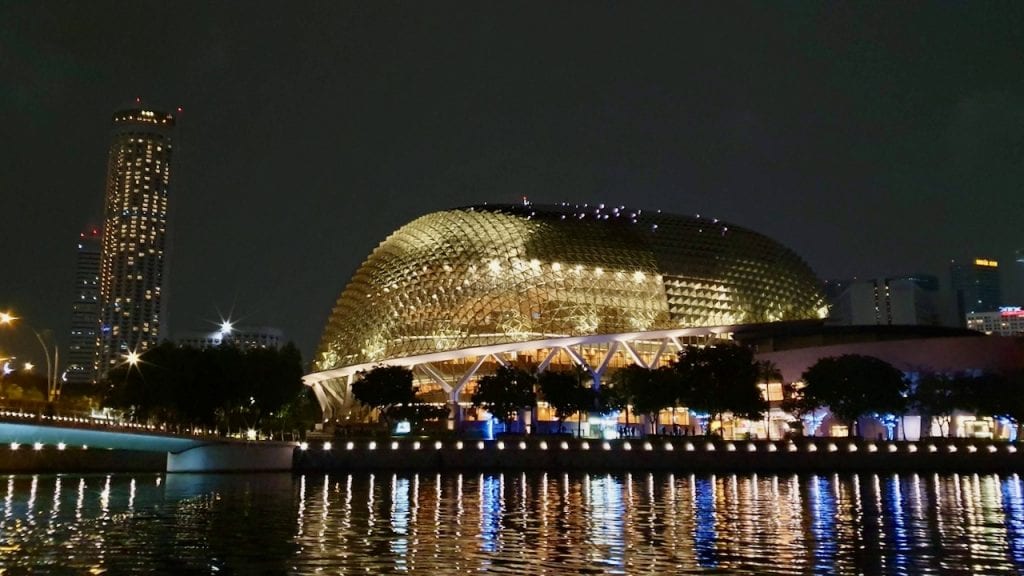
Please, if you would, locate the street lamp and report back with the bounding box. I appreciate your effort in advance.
[0,312,62,403]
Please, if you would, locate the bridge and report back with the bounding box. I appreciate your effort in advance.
[0,414,297,472]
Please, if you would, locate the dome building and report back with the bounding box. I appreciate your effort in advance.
[306,203,826,422]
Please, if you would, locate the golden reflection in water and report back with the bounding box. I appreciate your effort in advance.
[75,477,85,522]
[296,472,305,539]
[100,475,110,516]
[4,473,1024,573]
[4,476,13,524]
[26,476,37,520]
[51,476,61,519]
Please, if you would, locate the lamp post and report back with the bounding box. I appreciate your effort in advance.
[0,311,62,403]
[33,329,61,403]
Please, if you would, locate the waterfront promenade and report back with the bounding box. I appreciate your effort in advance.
[294,436,1024,474]
[2,408,1022,474]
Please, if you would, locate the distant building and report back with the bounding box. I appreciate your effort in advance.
[950,258,1002,326]
[966,307,1024,336]
[827,275,940,326]
[97,107,176,377]
[175,326,284,350]
[66,228,102,384]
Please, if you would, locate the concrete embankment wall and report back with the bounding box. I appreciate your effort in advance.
[0,443,296,474]
[166,443,296,473]
[0,447,165,473]
[295,437,1024,474]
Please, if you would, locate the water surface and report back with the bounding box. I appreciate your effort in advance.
[2,471,1023,574]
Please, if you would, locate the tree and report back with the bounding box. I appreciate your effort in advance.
[471,366,537,433]
[610,364,677,434]
[757,360,783,439]
[911,372,969,438]
[264,387,322,440]
[795,355,908,438]
[967,371,1024,439]
[607,364,648,427]
[538,367,594,436]
[673,344,766,436]
[102,341,308,435]
[350,365,417,428]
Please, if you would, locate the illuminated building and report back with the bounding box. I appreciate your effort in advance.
[175,325,284,350]
[827,274,939,326]
[967,307,1024,336]
[306,203,827,421]
[66,228,102,384]
[96,108,176,377]
[950,258,1002,326]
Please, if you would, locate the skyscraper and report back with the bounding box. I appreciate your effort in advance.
[66,228,102,384]
[96,107,176,377]
[950,258,1002,327]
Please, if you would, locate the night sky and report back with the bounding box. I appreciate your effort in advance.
[2,2,1024,366]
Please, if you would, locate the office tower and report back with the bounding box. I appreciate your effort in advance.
[96,107,176,377]
[827,274,940,326]
[950,258,1002,327]
[65,228,102,384]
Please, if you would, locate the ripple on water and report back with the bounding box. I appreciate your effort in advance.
[0,472,1023,574]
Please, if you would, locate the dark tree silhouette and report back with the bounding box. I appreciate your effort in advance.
[471,366,537,433]
[538,367,594,436]
[911,372,970,438]
[794,354,908,438]
[103,341,308,435]
[673,344,766,436]
[351,365,417,427]
[757,360,783,439]
[968,371,1024,439]
[611,364,677,434]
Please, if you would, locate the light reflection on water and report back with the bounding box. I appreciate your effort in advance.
[0,472,1023,574]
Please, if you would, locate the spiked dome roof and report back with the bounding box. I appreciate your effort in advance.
[315,203,825,371]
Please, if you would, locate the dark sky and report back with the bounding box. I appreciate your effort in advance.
[2,2,1024,366]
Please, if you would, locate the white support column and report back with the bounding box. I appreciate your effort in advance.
[669,336,684,351]
[418,363,453,394]
[595,341,621,377]
[650,339,670,367]
[561,345,599,389]
[560,346,591,373]
[618,340,646,368]
[322,380,348,408]
[449,355,489,430]
[490,352,509,368]
[310,383,333,421]
[536,348,559,373]
[454,355,488,396]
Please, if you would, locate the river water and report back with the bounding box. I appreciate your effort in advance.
[1,471,1023,574]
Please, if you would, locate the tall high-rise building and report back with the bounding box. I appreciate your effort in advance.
[96,107,176,377]
[950,258,1002,326]
[66,228,102,384]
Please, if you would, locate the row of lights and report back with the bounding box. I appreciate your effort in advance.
[0,411,111,426]
[7,442,85,451]
[299,440,1017,455]
[0,411,218,437]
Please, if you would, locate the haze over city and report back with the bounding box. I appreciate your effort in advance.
[2,2,1024,364]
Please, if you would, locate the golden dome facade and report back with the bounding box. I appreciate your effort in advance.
[315,204,824,372]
